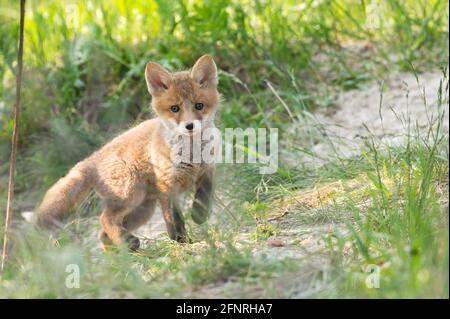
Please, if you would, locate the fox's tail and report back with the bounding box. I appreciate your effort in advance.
[37,160,94,229]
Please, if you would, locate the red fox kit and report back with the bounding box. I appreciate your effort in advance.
[37,55,219,250]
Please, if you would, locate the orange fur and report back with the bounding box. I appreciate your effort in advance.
[37,55,219,250]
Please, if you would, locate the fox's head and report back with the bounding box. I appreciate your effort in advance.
[145,55,219,136]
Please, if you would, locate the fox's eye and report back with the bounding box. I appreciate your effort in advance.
[170,105,180,113]
[194,103,204,110]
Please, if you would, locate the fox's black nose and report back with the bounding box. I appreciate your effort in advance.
[185,123,194,131]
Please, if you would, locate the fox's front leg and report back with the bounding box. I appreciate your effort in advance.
[160,196,189,243]
[192,168,214,224]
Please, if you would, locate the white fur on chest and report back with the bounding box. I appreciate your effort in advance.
[162,128,215,189]
[165,126,218,165]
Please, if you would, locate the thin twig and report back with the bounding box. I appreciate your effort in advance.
[2,0,25,271]
[265,80,296,122]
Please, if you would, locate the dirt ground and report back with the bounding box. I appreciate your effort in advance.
[140,69,449,242]
[18,69,448,298]
[303,70,448,163]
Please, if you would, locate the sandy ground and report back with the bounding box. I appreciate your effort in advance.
[21,70,447,241]
[139,70,449,243]
[189,69,449,297]
[286,70,449,165]
[16,69,448,298]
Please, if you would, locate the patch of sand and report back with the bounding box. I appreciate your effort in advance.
[139,70,449,241]
[132,70,449,297]
[285,70,449,165]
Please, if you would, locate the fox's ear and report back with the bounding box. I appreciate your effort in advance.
[191,55,218,88]
[145,62,172,95]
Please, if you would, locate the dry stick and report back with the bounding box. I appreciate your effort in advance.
[265,80,296,122]
[1,0,26,271]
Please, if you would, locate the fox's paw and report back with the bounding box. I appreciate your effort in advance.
[168,228,192,244]
[191,207,210,225]
[99,230,114,251]
[175,233,192,244]
[126,234,140,251]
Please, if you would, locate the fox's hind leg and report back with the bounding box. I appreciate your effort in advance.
[99,199,156,251]
[98,229,113,250]
[99,206,140,251]
[123,198,156,232]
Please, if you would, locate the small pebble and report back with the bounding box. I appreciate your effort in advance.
[267,237,287,247]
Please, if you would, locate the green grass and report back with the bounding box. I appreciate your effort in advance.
[0,0,448,298]
[1,1,448,140]
[332,76,449,298]
[2,77,447,297]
